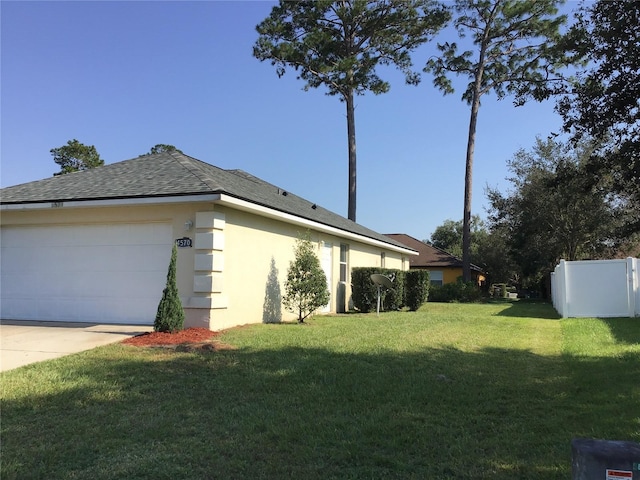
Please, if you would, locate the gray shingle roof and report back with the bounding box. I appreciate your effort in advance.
[1,152,412,250]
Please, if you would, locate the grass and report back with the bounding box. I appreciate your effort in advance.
[1,301,639,479]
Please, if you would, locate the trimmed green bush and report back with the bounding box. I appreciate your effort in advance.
[491,283,508,298]
[384,269,406,311]
[351,267,379,313]
[405,270,430,311]
[154,244,185,333]
[429,280,481,303]
[351,267,404,313]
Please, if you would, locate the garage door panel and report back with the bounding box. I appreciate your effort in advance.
[1,298,30,319]
[1,273,27,297]
[1,223,173,324]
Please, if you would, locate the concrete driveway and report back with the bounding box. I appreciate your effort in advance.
[0,320,153,372]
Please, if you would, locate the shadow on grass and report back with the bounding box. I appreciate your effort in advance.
[1,341,638,480]
[601,317,640,345]
[494,300,560,320]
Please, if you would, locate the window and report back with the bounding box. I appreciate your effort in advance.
[339,244,349,282]
[429,270,443,286]
[380,252,386,268]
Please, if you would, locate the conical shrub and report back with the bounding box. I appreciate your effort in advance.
[154,244,185,333]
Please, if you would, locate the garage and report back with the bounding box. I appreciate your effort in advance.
[0,222,172,324]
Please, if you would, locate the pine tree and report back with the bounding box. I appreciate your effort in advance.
[254,0,449,221]
[283,234,330,323]
[424,0,571,281]
[154,244,185,333]
[50,139,104,176]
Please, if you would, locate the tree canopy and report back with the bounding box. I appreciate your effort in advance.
[428,215,486,260]
[254,0,449,221]
[486,136,620,288]
[50,139,104,176]
[557,0,640,233]
[428,216,516,285]
[424,0,570,281]
[148,144,183,155]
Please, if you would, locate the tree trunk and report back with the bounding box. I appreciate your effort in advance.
[346,88,357,222]
[463,88,481,282]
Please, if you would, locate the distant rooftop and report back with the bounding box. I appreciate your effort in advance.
[385,233,483,272]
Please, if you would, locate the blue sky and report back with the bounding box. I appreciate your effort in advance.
[1,1,578,241]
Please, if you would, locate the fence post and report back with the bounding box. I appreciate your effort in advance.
[559,259,569,318]
[629,257,638,317]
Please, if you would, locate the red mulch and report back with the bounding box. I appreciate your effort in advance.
[122,327,221,347]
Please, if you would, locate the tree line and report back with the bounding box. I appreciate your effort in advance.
[429,134,639,296]
[50,142,183,175]
[424,0,639,294]
[253,0,639,284]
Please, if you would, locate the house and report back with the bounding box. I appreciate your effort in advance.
[0,152,417,330]
[385,234,485,286]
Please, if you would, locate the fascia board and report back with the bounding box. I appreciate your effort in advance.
[0,192,417,256]
[0,194,221,210]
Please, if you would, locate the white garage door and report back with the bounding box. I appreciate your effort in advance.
[1,223,173,324]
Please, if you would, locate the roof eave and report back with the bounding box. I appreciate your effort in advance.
[215,194,418,255]
[0,193,221,210]
[1,191,417,256]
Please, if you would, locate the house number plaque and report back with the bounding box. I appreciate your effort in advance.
[175,237,193,248]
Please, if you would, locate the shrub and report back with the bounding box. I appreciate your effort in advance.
[154,244,185,333]
[351,267,380,313]
[490,283,508,298]
[429,280,481,303]
[351,267,403,312]
[405,270,430,311]
[283,234,330,323]
[384,269,406,311]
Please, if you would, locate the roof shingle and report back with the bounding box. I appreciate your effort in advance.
[385,233,483,272]
[1,152,411,251]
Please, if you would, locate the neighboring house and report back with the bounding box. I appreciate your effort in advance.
[0,152,416,330]
[385,234,485,286]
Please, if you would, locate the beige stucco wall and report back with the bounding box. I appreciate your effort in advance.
[1,200,411,330]
[208,205,408,330]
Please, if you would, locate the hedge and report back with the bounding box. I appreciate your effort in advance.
[428,280,482,303]
[405,270,430,311]
[351,268,422,313]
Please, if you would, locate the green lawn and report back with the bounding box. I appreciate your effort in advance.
[2,302,639,479]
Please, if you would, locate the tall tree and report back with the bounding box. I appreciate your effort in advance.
[148,144,183,155]
[557,0,640,234]
[50,139,104,176]
[424,0,570,281]
[254,0,449,221]
[486,136,618,288]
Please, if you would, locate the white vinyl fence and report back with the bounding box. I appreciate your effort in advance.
[551,257,639,318]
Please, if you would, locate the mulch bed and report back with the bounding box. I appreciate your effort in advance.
[122,327,236,352]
